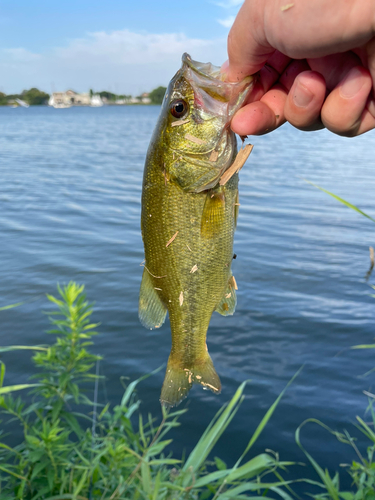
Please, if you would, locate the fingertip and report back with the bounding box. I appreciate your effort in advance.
[284,71,326,130]
[338,66,371,99]
[230,101,278,136]
[321,66,373,136]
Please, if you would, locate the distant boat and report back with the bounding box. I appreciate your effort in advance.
[48,95,71,109]
[91,95,103,107]
[15,98,29,108]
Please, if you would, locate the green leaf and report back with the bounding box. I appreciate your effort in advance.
[0,345,48,353]
[214,456,227,471]
[0,383,41,395]
[226,453,275,482]
[304,180,375,223]
[182,381,247,481]
[0,361,5,387]
[194,469,231,488]
[62,412,84,438]
[43,495,77,500]
[356,416,375,444]
[148,459,181,465]
[152,469,162,500]
[141,459,151,495]
[26,435,41,448]
[296,420,340,500]
[147,439,172,456]
[235,367,303,467]
[0,465,28,481]
[120,366,163,408]
[216,481,294,499]
[47,466,55,491]
[31,460,49,480]
[0,302,24,311]
[73,468,89,495]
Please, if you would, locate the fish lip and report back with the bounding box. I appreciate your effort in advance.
[182,52,252,86]
[181,53,254,120]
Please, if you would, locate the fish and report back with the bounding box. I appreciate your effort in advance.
[139,53,254,407]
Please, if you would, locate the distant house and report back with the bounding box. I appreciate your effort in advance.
[140,92,151,104]
[49,90,91,108]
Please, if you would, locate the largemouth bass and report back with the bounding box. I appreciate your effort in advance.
[139,53,253,407]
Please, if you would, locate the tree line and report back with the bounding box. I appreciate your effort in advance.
[0,86,167,106]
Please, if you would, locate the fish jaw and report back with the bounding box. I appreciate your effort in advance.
[180,53,254,121]
[145,53,254,195]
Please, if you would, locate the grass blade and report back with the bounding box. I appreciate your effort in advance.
[304,180,375,223]
[0,383,41,395]
[182,381,247,479]
[0,345,48,353]
[295,419,340,500]
[0,302,24,311]
[235,367,303,468]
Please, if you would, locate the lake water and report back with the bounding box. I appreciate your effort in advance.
[0,105,374,495]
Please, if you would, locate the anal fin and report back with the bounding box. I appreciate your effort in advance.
[215,275,237,316]
[138,268,167,330]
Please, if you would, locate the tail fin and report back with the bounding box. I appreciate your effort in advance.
[160,353,221,407]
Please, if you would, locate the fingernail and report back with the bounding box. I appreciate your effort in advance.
[293,81,314,108]
[340,67,365,98]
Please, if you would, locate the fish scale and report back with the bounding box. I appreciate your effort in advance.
[139,53,254,406]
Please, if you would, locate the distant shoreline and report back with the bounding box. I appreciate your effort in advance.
[1,86,167,107]
[0,103,162,108]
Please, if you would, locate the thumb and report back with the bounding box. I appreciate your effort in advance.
[226,1,274,81]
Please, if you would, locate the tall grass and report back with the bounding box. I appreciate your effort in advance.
[0,283,294,499]
[296,181,375,499]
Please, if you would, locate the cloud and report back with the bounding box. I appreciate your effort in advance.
[217,16,236,28]
[215,0,243,8]
[57,30,215,65]
[2,48,41,62]
[0,29,227,95]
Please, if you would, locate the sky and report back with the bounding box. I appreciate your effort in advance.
[0,0,242,95]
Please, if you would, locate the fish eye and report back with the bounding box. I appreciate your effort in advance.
[170,99,189,119]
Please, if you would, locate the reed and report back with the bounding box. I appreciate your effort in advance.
[1,277,374,498]
[0,282,294,499]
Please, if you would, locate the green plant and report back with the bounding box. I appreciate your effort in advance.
[295,408,375,500]
[297,181,375,499]
[0,282,294,499]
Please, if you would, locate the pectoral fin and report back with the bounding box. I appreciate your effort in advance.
[215,275,237,316]
[138,268,167,330]
[201,188,225,239]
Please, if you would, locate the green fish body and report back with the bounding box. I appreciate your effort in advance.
[139,54,253,406]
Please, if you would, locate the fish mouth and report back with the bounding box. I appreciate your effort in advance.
[181,53,254,120]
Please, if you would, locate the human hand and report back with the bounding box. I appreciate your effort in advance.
[224,0,375,137]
